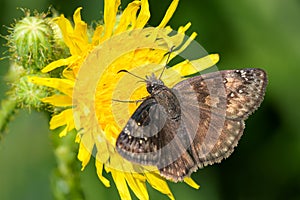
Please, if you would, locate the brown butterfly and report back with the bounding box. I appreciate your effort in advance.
[116,68,267,182]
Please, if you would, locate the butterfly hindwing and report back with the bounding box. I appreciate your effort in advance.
[158,116,245,181]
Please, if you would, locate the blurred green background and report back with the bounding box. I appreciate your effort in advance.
[0,0,299,199]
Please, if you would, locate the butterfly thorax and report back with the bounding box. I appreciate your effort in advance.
[145,73,181,120]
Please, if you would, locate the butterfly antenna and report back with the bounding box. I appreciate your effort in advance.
[158,46,175,80]
[112,99,143,104]
[118,69,147,82]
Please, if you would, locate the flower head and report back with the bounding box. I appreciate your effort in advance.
[29,0,219,199]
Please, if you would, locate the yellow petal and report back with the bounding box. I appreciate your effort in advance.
[178,22,192,34]
[94,133,110,164]
[41,55,79,73]
[77,133,93,170]
[41,94,72,107]
[163,23,193,61]
[62,67,76,80]
[92,25,104,46]
[49,109,73,130]
[55,13,84,55]
[171,54,219,76]
[125,173,148,200]
[58,126,68,138]
[173,31,197,57]
[111,170,132,200]
[158,0,179,28]
[115,1,141,34]
[102,0,121,41]
[67,117,75,132]
[145,171,174,200]
[73,7,89,49]
[28,77,74,97]
[162,66,182,87]
[54,14,74,51]
[135,0,150,28]
[95,160,111,187]
[184,177,200,189]
[75,132,81,143]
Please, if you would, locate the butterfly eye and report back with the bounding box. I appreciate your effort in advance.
[146,84,153,94]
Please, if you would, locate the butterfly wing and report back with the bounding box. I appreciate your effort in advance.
[116,97,167,165]
[173,68,267,120]
[158,112,245,181]
[162,68,267,180]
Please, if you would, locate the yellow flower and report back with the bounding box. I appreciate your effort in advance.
[29,0,219,199]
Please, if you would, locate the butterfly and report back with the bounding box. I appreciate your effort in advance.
[116,68,267,182]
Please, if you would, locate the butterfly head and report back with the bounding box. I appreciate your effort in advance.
[145,73,165,94]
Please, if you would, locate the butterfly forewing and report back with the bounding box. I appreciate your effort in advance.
[116,98,163,165]
[173,68,267,120]
[223,69,267,119]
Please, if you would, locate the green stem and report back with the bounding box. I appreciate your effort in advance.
[51,128,85,200]
[0,95,18,140]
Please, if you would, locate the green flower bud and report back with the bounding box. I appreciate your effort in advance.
[12,71,51,110]
[8,11,55,71]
